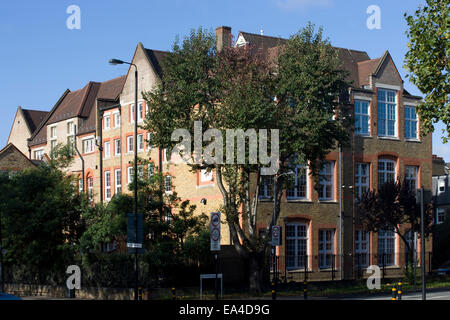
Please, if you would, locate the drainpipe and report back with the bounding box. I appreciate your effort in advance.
[97,107,104,203]
[339,145,343,280]
[74,126,85,193]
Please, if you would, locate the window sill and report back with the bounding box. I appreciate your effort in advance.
[355,134,372,138]
[318,200,338,204]
[258,198,273,202]
[286,268,311,273]
[286,199,313,203]
[405,138,421,143]
[318,268,338,272]
[377,136,400,141]
[196,184,215,189]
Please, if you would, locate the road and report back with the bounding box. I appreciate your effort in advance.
[343,288,450,300]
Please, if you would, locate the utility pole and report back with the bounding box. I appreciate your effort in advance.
[420,187,426,300]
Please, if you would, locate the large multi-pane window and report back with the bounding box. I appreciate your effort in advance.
[259,175,274,199]
[319,162,334,201]
[377,89,397,137]
[164,175,172,193]
[355,163,370,200]
[404,106,418,139]
[378,159,396,188]
[355,230,370,267]
[286,166,308,199]
[319,229,334,269]
[286,223,308,270]
[405,166,418,190]
[378,229,395,266]
[355,100,370,135]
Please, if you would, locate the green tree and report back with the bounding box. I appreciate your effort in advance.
[143,24,351,293]
[356,179,433,256]
[0,165,86,284]
[404,0,450,141]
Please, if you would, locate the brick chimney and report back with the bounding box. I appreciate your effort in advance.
[216,26,232,52]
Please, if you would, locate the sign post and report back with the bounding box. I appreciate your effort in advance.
[127,213,144,254]
[210,212,221,300]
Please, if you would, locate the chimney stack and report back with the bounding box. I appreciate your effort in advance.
[216,26,232,52]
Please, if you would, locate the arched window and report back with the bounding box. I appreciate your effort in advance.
[378,158,396,188]
[286,222,308,270]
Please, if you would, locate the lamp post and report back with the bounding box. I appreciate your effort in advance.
[109,58,139,300]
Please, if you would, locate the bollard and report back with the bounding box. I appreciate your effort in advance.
[304,281,308,300]
[391,285,397,300]
[397,282,402,300]
[271,282,276,300]
[172,287,176,301]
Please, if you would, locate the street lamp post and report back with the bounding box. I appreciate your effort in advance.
[109,58,139,300]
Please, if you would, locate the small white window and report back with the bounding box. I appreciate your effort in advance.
[405,106,418,139]
[115,169,121,194]
[114,112,121,128]
[114,139,121,155]
[164,175,172,193]
[104,115,111,130]
[405,166,418,190]
[83,138,94,154]
[130,104,135,123]
[138,134,144,152]
[127,136,134,153]
[200,169,213,182]
[50,126,57,138]
[105,171,111,200]
[355,100,370,135]
[355,163,370,200]
[138,103,144,122]
[104,141,111,158]
[128,167,134,185]
[436,208,446,224]
[87,176,93,201]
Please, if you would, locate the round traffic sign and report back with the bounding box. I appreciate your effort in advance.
[211,228,220,241]
[211,213,220,227]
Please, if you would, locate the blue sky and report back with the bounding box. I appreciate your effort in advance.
[1,0,448,160]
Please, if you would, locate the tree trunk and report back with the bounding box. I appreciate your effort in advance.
[248,251,264,295]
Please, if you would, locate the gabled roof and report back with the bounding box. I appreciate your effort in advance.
[0,143,39,168]
[144,49,170,79]
[28,75,126,146]
[21,109,49,134]
[238,31,287,60]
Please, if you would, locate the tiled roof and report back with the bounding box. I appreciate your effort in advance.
[29,75,126,146]
[243,32,371,88]
[21,109,49,134]
[144,49,170,78]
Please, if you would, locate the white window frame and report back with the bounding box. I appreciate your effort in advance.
[105,171,111,201]
[286,165,308,200]
[82,136,95,154]
[130,104,135,123]
[138,102,144,123]
[200,169,213,182]
[137,134,144,152]
[164,175,172,194]
[115,169,121,194]
[377,89,397,137]
[33,148,44,160]
[127,167,134,185]
[319,229,335,269]
[114,139,121,156]
[319,161,334,201]
[104,114,111,130]
[50,125,57,139]
[378,159,396,188]
[50,139,57,155]
[405,105,418,140]
[355,230,370,268]
[104,141,111,159]
[438,180,446,195]
[355,163,370,200]
[378,229,396,267]
[87,176,93,201]
[114,112,121,128]
[127,136,134,154]
[405,166,418,190]
[286,223,309,270]
[355,100,370,136]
